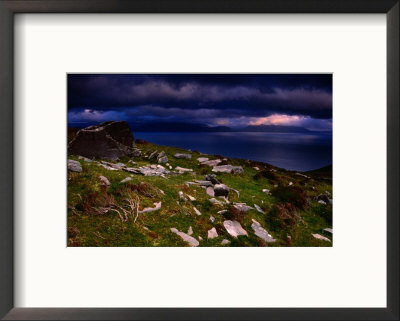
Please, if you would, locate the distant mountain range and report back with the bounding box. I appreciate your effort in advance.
[69,121,329,134]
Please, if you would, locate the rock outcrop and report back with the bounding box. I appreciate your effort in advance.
[68,121,136,160]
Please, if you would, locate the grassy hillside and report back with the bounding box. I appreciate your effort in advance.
[68,140,332,247]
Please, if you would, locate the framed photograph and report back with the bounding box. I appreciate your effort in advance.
[0,0,398,320]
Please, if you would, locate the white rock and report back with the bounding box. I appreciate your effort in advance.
[201,159,221,167]
[174,153,192,159]
[223,220,248,238]
[187,194,196,201]
[139,202,162,213]
[232,203,253,213]
[175,166,193,173]
[188,226,193,235]
[212,165,243,174]
[253,166,260,171]
[68,159,82,172]
[210,216,215,223]
[78,156,92,162]
[288,182,293,186]
[197,157,209,162]
[194,180,213,186]
[198,236,203,241]
[206,186,215,197]
[209,198,223,206]
[251,219,276,243]
[193,207,202,216]
[99,175,110,186]
[254,204,265,214]
[312,233,331,242]
[179,191,187,201]
[221,239,230,245]
[262,189,270,195]
[318,200,327,205]
[323,228,333,234]
[208,227,218,239]
[120,177,132,183]
[170,228,199,247]
[217,210,228,214]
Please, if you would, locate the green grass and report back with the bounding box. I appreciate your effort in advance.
[68,141,332,247]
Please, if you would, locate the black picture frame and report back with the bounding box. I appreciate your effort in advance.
[0,0,398,320]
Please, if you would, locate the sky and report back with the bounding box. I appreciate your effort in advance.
[68,74,332,132]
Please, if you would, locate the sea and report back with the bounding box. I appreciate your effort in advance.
[134,131,332,172]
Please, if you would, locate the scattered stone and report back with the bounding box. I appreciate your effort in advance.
[120,177,132,183]
[262,189,270,195]
[174,153,192,159]
[68,121,135,160]
[179,191,187,201]
[295,172,309,178]
[205,174,220,185]
[188,226,193,236]
[187,194,196,201]
[208,227,218,239]
[212,165,243,174]
[193,207,202,216]
[232,189,240,198]
[176,166,193,173]
[139,202,162,213]
[124,165,170,177]
[159,189,165,195]
[131,148,141,157]
[251,219,276,243]
[219,196,230,204]
[197,157,209,162]
[206,186,215,197]
[254,204,265,214]
[323,228,333,234]
[170,228,199,247]
[169,166,173,169]
[157,151,165,158]
[209,198,223,206]
[214,184,230,197]
[253,166,260,171]
[223,220,248,238]
[288,182,293,186]
[78,155,92,162]
[316,194,330,204]
[158,156,168,164]
[148,150,159,160]
[201,159,222,167]
[198,236,203,241]
[217,209,228,214]
[312,233,331,242]
[232,203,253,213]
[318,200,327,205]
[210,216,215,223]
[194,180,213,187]
[128,160,136,165]
[67,159,82,172]
[221,239,230,245]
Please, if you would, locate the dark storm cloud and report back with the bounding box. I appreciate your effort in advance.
[68,74,332,131]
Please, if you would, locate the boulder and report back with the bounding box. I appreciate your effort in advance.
[158,156,168,164]
[208,227,218,239]
[212,165,243,174]
[205,174,220,185]
[68,159,82,172]
[68,121,135,160]
[206,186,215,197]
[312,233,331,242]
[197,157,209,162]
[170,228,199,247]
[316,194,330,204]
[214,184,230,197]
[99,175,110,186]
[223,220,248,238]
[174,153,192,159]
[201,159,221,167]
[251,219,276,243]
[232,203,253,213]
